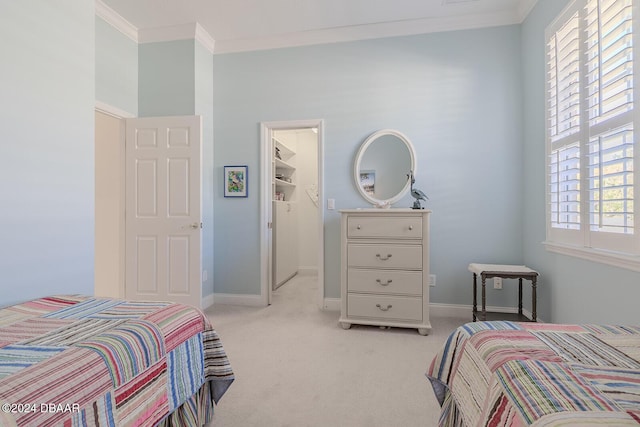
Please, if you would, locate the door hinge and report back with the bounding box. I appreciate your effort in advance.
[268,222,272,229]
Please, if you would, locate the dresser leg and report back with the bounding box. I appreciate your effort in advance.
[418,328,429,336]
[339,321,351,330]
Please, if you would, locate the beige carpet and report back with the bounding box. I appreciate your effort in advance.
[205,275,467,427]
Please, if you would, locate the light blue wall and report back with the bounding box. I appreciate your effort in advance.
[213,26,525,302]
[139,40,195,117]
[0,1,95,306]
[138,39,215,299]
[95,16,138,115]
[7,1,631,321]
[522,0,640,324]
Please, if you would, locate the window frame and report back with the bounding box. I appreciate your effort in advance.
[544,0,640,270]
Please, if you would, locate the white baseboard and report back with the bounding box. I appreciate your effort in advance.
[323,298,341,311]
[213,293,265,307]
[429,303,517,318]
[211,295,543,322]
[202,294,214,310]
[429,303,542,322]
[429,303,471,318]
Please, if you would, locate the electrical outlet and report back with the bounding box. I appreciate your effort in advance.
[494,277,502,289]
[429,274,436,287]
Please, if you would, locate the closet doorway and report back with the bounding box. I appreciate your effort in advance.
[260,120,324,308]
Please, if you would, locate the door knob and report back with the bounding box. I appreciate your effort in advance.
[189,222,202,229]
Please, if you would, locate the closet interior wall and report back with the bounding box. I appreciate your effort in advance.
[272,129,319,290]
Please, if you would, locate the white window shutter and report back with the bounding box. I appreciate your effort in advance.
[585,0,633,126]
[585,0,635,245]
[548,11,582,142]
[546,0,639,256]
[550,143,581,230]
[588,125,634,235]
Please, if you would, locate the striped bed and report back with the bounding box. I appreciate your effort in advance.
[0,295,234,426]
[427,321,640,426]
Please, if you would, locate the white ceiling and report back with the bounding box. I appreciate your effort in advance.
[100,0,538,53]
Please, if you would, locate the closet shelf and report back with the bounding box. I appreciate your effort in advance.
[272,135,296,205]
[275,178,296,188]
[274,138,295,160]
[275,158,295,170]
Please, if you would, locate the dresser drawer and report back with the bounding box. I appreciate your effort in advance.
[347,216,422,239]
[348,269,422,295]
[347,294,422,321]
[348,244,422,269]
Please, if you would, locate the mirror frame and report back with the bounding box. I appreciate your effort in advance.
[353,129,416,207]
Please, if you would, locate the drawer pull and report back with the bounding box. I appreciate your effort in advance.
[409,225,413,231]
[376,254,392,261]
[357,225,361,230]
[376,304,392,312]
[376,279,393,286]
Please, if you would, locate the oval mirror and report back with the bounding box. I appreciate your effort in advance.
[354,129,416,207]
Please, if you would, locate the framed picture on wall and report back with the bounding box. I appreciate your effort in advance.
[224,165,248,198]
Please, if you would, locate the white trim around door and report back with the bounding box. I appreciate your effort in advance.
[94,102,132,300]
[95,101,135,119]
[94,110,125,299]
[260,119,325,309]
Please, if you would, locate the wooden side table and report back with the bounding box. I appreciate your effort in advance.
[469,263,538,322]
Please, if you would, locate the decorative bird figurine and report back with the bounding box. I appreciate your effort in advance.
[407,170,428,209]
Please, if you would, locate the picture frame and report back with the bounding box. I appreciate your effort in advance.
[359,170,375,196]
[224,165,248,198]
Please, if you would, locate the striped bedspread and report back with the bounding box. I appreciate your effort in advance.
[0,295,234,426]
[427,321,640,426]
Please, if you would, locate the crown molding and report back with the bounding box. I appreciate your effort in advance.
[95,0,537,55]
[138,23,197,44]
[95,1,214,53]
[138,23,215,53]
[517,0,539,22]
[95,0,138,42]
[195,23,216,53]
[214,10,521,54]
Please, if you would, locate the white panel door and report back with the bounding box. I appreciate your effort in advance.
[273,201,298,288]
[125,116,202,308]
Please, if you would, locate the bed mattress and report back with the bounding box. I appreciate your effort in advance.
[0,295,233,426]
[427,321,640,426]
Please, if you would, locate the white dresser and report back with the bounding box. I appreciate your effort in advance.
[339,209,431,335]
